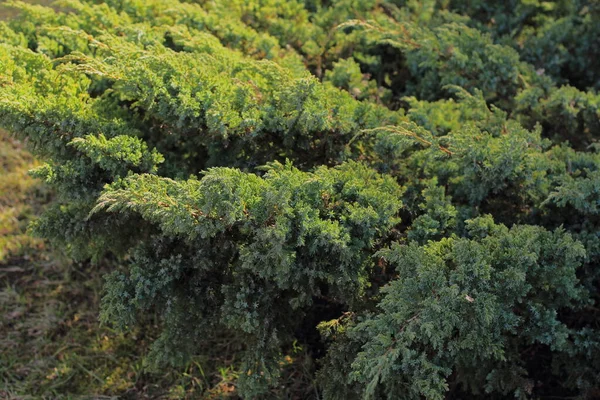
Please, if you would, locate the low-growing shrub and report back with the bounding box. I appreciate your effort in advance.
[1,0,598,398]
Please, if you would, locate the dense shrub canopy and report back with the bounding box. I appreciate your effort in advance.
[1,0,598,398]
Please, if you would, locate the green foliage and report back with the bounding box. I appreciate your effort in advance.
[1,0,599,398]
[325,217,587,399]
[93,161,402,393]
[406,178,457,243]
[445,0,600,90]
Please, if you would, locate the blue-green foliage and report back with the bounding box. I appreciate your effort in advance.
[94,161,402,392]
[324,217,587,399]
